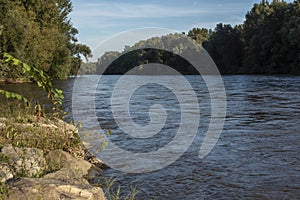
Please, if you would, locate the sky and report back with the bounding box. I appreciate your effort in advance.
[70,0,258,49]
[69,0,289,58]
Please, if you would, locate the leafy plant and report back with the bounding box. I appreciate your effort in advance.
[1,53,64,117]
[0,89,28,103]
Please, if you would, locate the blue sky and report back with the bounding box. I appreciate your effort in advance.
[69,0,288,51]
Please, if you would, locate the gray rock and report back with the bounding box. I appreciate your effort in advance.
[0,122,5,130]
[1,145,47,177]
[0,117,6,130]
[44,168,89,185]
[7,177,106,200]
[0,162,14,183]
[45,150,92,177]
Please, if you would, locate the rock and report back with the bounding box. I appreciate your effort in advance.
[7,177,106,200]
[46,150,92,177]
[0,118,6,130]
[85,155,110,170]
[0,122,5,130]
[44,168,89,185]
[54,119,78,134]
[1,145,46,177]
[0,162,14,183]
[83,142,109,169]
[0,117,6,122]
[39,124,58,129]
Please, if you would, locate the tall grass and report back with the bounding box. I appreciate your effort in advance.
[0,100,82,153]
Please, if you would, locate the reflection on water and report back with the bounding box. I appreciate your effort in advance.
[1,75,300,199]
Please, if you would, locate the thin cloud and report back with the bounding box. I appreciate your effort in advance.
[70,0,261,51]
[71,2,208,19]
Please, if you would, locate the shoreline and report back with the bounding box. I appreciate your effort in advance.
[0,115,108,199]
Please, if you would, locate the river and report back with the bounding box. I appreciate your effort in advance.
[1,75,300,199]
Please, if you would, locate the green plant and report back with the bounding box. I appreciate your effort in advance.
[0,182,8,200]
[1,53,64,117]
[0,100,36,123]
[0,90,28,104]
[0,153,9,164]
[0,103,83,154]
[93,177,139,200]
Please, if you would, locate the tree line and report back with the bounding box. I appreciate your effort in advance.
[95,34,202,75]
[94,0,300,75]
[1,0,299,78]
[0,0,91,80]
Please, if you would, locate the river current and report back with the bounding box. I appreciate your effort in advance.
[1,75,299,199]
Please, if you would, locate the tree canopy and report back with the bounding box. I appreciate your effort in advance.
[95,33,201,75]
[0,0,91,80]
[7,0,297,76]
[89,0,300,75]
[204,0,300,74]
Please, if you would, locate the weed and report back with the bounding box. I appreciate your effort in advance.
[0,182,8,200]
[93,176,139,200]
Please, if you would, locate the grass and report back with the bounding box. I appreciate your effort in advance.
[0,182,8,200]
[93,176,139,200]
[0,100,83,155]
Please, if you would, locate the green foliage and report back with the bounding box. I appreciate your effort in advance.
[0,181,8,200]
[77,62,97,75]
[0,0,91,79]
[94,0,299,75]
[94,176,139,200]
[194,0,300,74]
[96,33,200,75]
[205,0,300,74]
[0,89,28,103]
[1,53,64,116]
[0,101,82,153]
[187,28,213,44]
[203,23,244,74]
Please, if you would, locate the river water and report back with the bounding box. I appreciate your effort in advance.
[1,75,300,199]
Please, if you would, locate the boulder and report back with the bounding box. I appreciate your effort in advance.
[45,150,92,177]
[7,177,106,200]
[1,145,46,177]
[44,168,89,185]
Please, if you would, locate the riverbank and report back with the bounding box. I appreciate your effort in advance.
[0,105,107,199]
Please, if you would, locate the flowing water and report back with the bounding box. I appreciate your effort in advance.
[1,75,300,199]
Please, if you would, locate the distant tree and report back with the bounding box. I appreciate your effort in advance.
[96,51,122,74]
[95,33,199,75]
[187,28,212,45]
[77,62,97,75]
[95,0,300,75]
[203,23,244,74]
[242,0,297,74]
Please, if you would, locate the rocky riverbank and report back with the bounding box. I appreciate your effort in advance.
[0,116,108,200]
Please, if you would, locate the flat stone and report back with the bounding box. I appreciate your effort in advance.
[7,177,106,200]
[46,150,92,177]
[44,168,89,185]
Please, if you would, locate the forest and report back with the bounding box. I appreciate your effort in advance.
[0,0,91,81]
[1,0,300,78]
[94,0,300,75]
